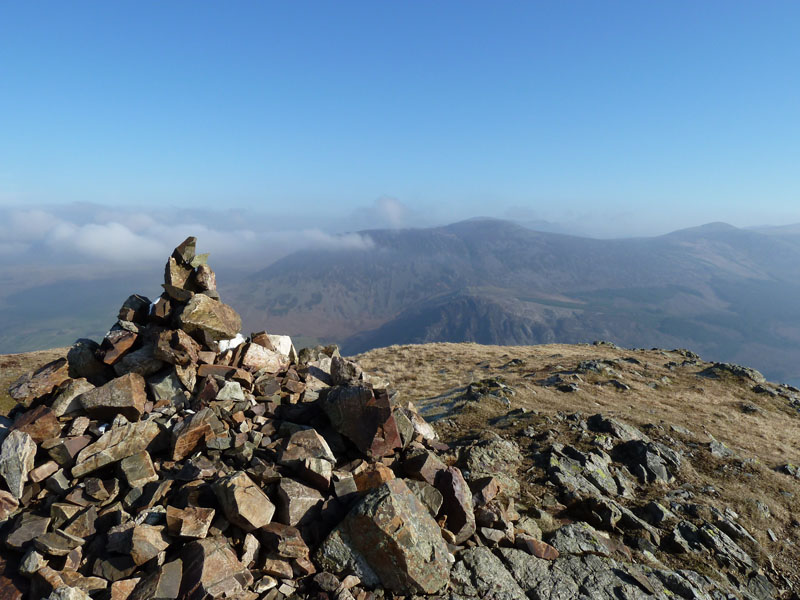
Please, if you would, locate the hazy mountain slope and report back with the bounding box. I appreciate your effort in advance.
[229,219,800,384]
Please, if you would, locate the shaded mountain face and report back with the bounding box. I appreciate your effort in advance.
[226,219,800,384]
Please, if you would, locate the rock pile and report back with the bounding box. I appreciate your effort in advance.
[0,238,502,600]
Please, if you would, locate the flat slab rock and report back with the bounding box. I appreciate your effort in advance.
[316,478,451,594]
[79,373,148,422]
[71,420,160,478]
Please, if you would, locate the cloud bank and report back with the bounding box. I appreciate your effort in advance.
[0,203,376,268]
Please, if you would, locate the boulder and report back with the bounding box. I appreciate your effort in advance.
[316,479,450,594]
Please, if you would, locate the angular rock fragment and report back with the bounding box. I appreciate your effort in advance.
[276,478,324,527]
[166,506,215,539]
[239,343,288,373]
[0,490,20,521]
[6,513,51,550]
[10,405,61,443]
[117,294,151,323]
[330,356,363,385]
[434,466,476,544]
[79,373,147,422]
[113,345,165,378]
[354,463,395,491]
[516,535,559,560]
[322,386,402,458]
[71,420,160,478]
[171,408,221,461]
[147,369,186,406]
[120,451,158,488]
[278,428,335,467]
[129,524,171,565]
[46,435,91,467]
[259,523,309,559]
[9,358,70,407]
[100,329,138,365]
[51,379,95,418]
[128,558,182,600]
[154,329,201,366]
[194,264,216,291]
[405,479,443,516]
[181,537,254,600]
[316,479,451,594]
[68,339,113,386]
[403,450,446,485]
[0,430,37,499]
[176,294,242,344]
[212,471,275,531]
[450,546,527,600]
[46,587,92,600]
[34,529,85,557]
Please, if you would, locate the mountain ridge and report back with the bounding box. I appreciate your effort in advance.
[228,219,800,384]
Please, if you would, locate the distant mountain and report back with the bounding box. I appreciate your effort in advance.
[227,218,800,383]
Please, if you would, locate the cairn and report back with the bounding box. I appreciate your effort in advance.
[0,238,508,600]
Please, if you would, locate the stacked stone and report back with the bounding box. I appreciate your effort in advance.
[0,238,517,600]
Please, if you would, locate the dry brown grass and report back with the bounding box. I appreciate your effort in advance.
[353,342,800,468]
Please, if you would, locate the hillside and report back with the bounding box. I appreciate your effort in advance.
[231,219,800,384]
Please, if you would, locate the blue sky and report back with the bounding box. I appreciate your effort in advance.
[2,1,800,237]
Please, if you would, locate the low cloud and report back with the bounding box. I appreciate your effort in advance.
[0,204,375,268]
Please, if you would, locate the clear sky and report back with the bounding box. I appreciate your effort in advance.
[2,1,800,236]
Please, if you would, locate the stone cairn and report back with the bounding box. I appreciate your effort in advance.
[0,238,513,600]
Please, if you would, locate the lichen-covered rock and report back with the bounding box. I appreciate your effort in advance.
[175,294,242,344]
[316,479,451,594]
[0,430,37,499]
[450,546,527,600]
